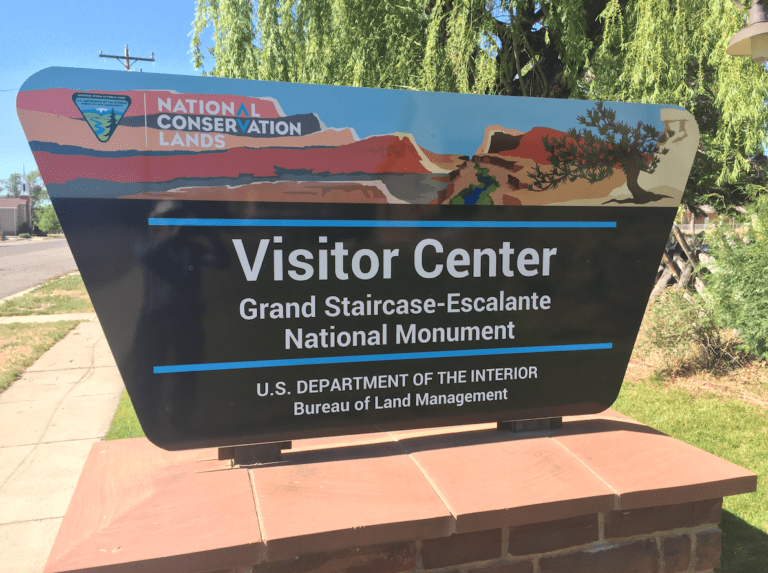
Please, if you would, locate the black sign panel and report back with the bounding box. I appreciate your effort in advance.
[18,68,698,449]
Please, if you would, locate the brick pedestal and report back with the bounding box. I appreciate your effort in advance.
[220,502,722,573]
[44,410,756,573]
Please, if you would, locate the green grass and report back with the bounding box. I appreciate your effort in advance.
[0,321,80,392]
[104,390,145,441]
[0,273,94,316]
[613,380,768,573]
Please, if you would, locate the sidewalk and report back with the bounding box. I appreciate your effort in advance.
[0,316,124,573]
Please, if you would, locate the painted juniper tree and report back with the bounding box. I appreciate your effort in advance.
[191,0,768,209]
[527,102,671,204]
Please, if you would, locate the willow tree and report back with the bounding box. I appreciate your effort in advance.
[589,0,768,208]
[191,0,601,96]
[191,0,768,209]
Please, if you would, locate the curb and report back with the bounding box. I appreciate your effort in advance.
[0,271,81,305]
[0,313,98,324]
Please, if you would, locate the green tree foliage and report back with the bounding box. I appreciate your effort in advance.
[1,174,23,198]
[191,0,768,209]
[0,170,49,225]
[191,0,596,95]
[705,197,768,360]
[589,0,768,210]
[528,101,670,204]
[36,204,61,234]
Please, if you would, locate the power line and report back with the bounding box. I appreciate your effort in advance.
[99,45,155,71]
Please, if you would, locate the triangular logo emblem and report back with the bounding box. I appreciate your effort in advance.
[72,93,131,143]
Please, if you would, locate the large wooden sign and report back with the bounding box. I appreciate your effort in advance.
[17,68,698,450]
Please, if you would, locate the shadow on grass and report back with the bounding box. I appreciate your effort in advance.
[719,509,768,572]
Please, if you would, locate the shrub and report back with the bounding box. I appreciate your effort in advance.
[36,204,61,234]
[641,289,745,375]
[705,197,768,360]
[18,233,31,239]
[18,222,31,235]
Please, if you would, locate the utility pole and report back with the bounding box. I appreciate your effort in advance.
[99,45,154,71]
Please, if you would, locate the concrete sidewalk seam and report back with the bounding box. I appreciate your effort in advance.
[16,365,116,373]
[0,330,101,491]
[4,516,64,526]
[3,391,122,405]
[7,437,113,448]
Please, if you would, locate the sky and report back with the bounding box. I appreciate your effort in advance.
[0,0,210,183]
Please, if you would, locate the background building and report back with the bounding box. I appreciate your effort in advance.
[0,196,31,236]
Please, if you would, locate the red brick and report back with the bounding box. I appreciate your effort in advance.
[695,529,721,571]
[508,514,598,556]
[421,529,502,569]
[251,542,418,573]
[604,499,722,539]
[662,534,691,573]
[467,561,534,573]
[539,539,659,573]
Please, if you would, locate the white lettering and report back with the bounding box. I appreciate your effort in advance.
[233,239,270,281]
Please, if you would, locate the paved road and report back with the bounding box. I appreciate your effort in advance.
[0,239,78,299]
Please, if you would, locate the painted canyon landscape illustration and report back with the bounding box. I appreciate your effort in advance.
[17,87,697,207]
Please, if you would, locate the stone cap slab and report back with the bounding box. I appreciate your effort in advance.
[44,440,261,573]
[390,427,617,533]
[551,409,758,510]
[251,441,453,561]
[44,410,756,573]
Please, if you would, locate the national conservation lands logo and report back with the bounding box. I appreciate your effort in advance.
[73,93,131,143]
[151,96,322,149]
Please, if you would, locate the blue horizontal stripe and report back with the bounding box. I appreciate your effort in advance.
[153,342,613,374]
[148,218,617,229]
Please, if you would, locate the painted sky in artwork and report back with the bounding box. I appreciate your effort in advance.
[20,67,676,160]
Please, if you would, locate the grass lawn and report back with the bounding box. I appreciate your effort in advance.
[105,390,145,441]
[0,321,80,392]
[0,273,94,316]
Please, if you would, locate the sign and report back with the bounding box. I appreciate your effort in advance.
[17,68,698,450]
